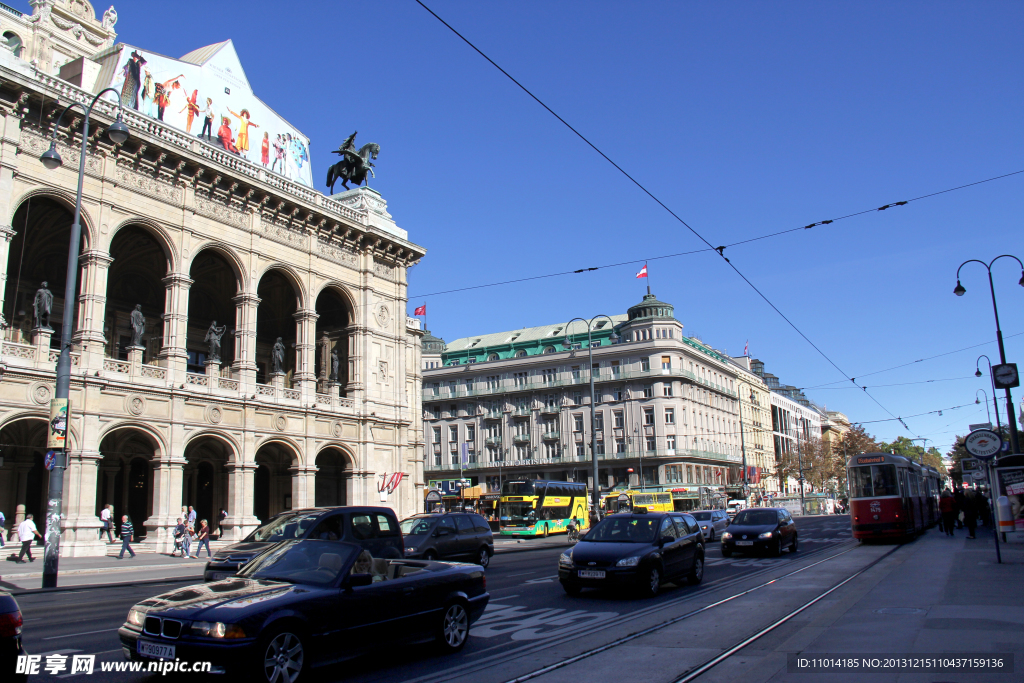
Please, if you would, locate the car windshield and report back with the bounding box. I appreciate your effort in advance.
[400,517,435,535]
[585,516,659,543]
[244,513,323,542]
[691,512,712,521]
[238,540,358,586]
[733,510,778,526]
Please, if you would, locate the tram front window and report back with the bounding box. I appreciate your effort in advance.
[850,464,899,497]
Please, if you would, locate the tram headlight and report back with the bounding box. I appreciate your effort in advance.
[758,532,774,539]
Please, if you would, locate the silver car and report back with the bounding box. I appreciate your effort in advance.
[691,510,730,542]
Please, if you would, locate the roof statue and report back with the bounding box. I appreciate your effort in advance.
[326,131,379,193]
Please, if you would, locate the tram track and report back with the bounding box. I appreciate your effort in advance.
[500,540,885,683]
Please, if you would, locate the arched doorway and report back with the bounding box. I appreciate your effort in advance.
[97,428,158,538]
[314,288,351,394]
[187,249,239,374]
[253,441,298,523]
[0,418,49,527]
[106,226,170,364]
[182,435,233,529]
[4,197,84,345]
[314,448,349,507]
[255,270,299,385]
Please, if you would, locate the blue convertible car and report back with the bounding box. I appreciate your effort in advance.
[118,540,488,682]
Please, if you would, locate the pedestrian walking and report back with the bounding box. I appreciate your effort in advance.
[954,488,966,529]
[963,490,978,539]
[17,513,42,562]
[187,505,197,529]
[194,519,211,558]
[977,490,991,527]
[99,503,114,543]
[218,508,228,539]
[118,515,136,559]
[0,509,5,547]
[939,489,956,536]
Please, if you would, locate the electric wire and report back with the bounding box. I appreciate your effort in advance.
[413,1,1021,436]
[804,375,977,390]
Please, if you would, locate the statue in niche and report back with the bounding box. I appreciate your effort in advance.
[271,337,286,374]
[129,304,145,346]
[330,347,340,382]
[33,281,53,330]
[205,320,226,361]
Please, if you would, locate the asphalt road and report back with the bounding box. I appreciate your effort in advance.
[14,514,853,682]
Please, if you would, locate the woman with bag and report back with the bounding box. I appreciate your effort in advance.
[193,519,211,558]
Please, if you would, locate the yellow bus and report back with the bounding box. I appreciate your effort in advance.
[499,480,589,537]
[603,490,674,514]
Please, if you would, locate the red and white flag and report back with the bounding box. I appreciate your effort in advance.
[636,263,648,279]
[744,340,749,356]
[413,304,426,316]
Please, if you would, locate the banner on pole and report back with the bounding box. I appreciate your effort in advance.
[47,398,68,449]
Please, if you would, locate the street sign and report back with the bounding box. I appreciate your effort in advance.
[961,458,979,473]
[969,423,993,433]
[964,429,1002,461]
[972,470,988,484]
[44,450,57,471]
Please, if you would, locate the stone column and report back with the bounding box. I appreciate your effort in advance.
[232,293,260,391]
[345,322,363,400]
[160,273,193,380]
[14,465,30,525]
[293,308,318,400]
[59,449,106,557]
[223,463,259,542]
[148,457,186,553]
[0,224,16,327]
[289,465,317,510]
[73,250,113,373]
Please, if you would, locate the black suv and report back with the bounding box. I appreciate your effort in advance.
[400,512,494,567]
[203,506,403,581]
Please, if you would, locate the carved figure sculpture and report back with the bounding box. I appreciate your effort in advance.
[129,304,145,346]
[102,6,118,30]
[330,348,340,382]
[33,281,53,329]
[326,131,379,193]
[271,337,286,374]
[205,321,227,361]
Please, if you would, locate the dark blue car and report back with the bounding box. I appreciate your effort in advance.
[120,540,488,682]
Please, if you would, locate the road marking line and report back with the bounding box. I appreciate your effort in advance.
[508,571,538,577]
[44,628,120,640]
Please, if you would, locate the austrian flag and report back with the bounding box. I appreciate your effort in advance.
[413,305,426,316]
[636,264,648,279]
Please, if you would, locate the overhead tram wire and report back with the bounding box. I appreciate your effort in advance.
[412,2,1024,436]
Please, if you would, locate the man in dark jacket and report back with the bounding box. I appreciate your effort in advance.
[962,491,978,539]
[954,488,966,529]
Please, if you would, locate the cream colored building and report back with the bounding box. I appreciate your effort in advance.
[729,356,775,496]
[0,3,426,555]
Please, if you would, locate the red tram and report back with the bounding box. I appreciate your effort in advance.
[847,453,941,540]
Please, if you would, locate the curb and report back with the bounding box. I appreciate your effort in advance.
[1,559,206,580]
[6,573,203,596]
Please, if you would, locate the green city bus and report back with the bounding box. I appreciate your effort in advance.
[498,480,589,537]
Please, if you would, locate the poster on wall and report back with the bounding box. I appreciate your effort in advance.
[97,40,313,187]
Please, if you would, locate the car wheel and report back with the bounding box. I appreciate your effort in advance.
[436,601,470,653]
[638,565,661,598]
[790,535,799,553]
[771,539,782,557]
[561,581,582,596]
[258,627,306,683]
[687,552,705,585]
[708,529,715,543]
[423,549,438,561]
[721,546,732,558]
[477,546,490,568]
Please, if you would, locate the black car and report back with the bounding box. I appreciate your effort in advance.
[121,540,488,682]
[558,512,705,597]
[0,589,27,683]
[400,513,494,567]
[204,506,403,581]
[720,507,798,557]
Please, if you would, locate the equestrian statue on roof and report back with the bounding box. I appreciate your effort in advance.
[326,131,380,193]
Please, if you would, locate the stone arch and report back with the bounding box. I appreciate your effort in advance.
[8,187,98,250]
[183,431,238,529]
[313,284,354,393]
[312,280,358,317]
[0,416,51,526]
[96,420,168,458]
[187,246,245,371]
[315,442,357,468]
[184,242,248,292]
[255,264,307,310]
[255,268,302,384]
[106,217,179,273]
[182,429,241,461]
[97,425,163,536]
[314,446,351,507]
[253,437,303,523]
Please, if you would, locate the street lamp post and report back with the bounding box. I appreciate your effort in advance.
[954,256,1024,454]
[794,415,806,516]
[38,88,130,588]
[975,389,994,428]
[564,316,619,524]
[976,355,1003,435]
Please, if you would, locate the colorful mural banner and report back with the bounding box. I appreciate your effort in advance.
[47,398,68,449]
[100,41,312,187]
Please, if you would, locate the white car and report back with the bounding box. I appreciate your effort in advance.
[691,510,730,542]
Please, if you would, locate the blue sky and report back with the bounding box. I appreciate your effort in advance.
[104,1,1023,452]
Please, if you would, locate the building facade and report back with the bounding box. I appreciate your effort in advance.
[729,356,774,495]
[0,4,426,555]
[422,293,746,505]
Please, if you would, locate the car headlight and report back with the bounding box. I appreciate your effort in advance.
[189,621,246,638]
[758,532,775,539]
[404,546,417,554]
[126,608,146,628]
[558,550,574,567]
[721,532,731,540]
[701,525,708,530]
[616,555,641,567]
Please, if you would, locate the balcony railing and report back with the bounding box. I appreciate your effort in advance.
[512,434,531,445]
[485,436,502,446]
[540,405,560,415]
[542,431,561,441]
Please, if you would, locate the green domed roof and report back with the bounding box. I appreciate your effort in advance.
[422,330,446,353]
[627,293,674,321]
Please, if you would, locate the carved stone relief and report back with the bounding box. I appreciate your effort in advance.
[195,196,248,229]
[114,167,183,205]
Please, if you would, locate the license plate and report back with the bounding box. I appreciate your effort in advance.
[736,541,754,546]
[138,640,175,659]
[211,572,229,580]
[578,569,605,579]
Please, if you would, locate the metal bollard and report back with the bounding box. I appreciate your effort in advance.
[996,496,1013,536]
